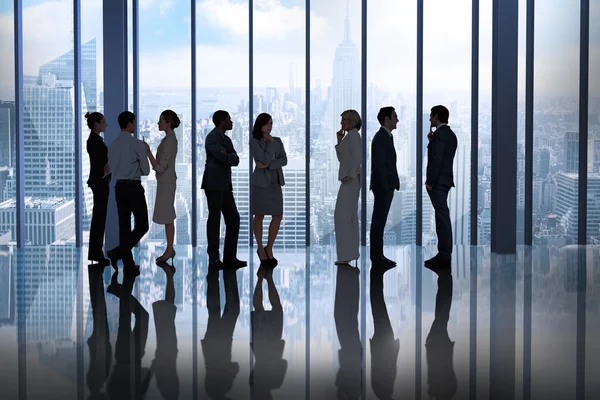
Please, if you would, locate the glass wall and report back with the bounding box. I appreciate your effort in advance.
[139,0,193,247]
[366,0,417,249]
[423,0,472,249]
[309,0,361,246]
[532,1,580,245]
[23,0,76,245]
[588,0,600,244]
[81,0,104,244]
[195,0,250,249]
[0,2,16,242]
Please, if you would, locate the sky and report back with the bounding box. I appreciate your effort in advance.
[0,0,598,96]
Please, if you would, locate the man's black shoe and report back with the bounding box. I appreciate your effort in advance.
[224,258,247,269]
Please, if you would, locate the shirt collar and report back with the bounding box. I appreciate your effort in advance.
[381,126,392,136]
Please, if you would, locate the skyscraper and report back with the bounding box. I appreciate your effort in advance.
[0,101,15,169]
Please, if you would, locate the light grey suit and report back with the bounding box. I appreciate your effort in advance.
[334,128,362,262]
[152,133,178,224]
[251,137,287,215]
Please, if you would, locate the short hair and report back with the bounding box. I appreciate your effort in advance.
[431,105,449,124]
[341,109,362,131]
[84,111,104,131]
[160,109,181,129]
[117,111,135,129]
[377,106,395,126]
[212,110,230,127]
[252,113,272,140]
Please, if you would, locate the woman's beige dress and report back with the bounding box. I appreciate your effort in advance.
[153,134,178,224]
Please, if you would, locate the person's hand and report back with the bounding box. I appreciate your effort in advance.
[426,184,432,191]
[341,176,353,183]
[336,129,345,141]
[256,161,268,169]
[220,147,226,154]
[264,134,273,142]
[103,165,111,175]
[427,130,434,142]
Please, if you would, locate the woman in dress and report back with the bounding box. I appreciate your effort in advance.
[144,109,179,262]
[334,109,362,265]
[250,113,287,266]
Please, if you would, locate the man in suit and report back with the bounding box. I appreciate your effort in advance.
[201,110,247,270]
[369,106,400,268]
[425,105,458,269]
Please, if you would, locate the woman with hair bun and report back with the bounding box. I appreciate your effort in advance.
[85,111,111,266]
[144,109,180,263]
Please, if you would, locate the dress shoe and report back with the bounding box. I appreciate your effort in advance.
[371,256,395,269]
[88,255,111,266]
[424,254,451,270]
[382,256,396,265]
[107,248,120,270]
[124,264,141,277]
[224,258,247,269]
[208,258,225,270]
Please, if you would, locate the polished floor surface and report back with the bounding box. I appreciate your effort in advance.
[0,244,598,399]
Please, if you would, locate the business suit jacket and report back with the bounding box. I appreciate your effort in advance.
[250,137,287,188]
[335,128,362,181]
[86,133,111,186]
[426,125,457,188]
[201,128,240,191]
[369,128,400,192]
[154,134,178,183]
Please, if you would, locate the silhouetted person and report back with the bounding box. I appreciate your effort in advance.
[334,264,362,399]
[86,267,112,400]
[106,271,152,399]
[201,110,246,270]
[201,267,240,399]
[151,261,179,399]
[370,106,400,269]
[107,111,150,276]
[370,268,399,399]
[425,270,457,400]
[425,105,458,270]
[250,265,287,399]
[85,112,111,266]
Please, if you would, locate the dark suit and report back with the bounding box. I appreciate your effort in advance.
[369,127,400,261]
[426,124,458,260]
[86,133,111,260]
[201,128,241,261]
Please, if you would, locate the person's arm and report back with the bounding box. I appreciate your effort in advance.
[426,136,446,187]
[268,138,287,169]
[345,131,362,179]
[87,139,108,175]
[137,140,151,176]
[153,137,177,175]
[371,134,388,189]
[205,132,239,166]
[250,138,274,166]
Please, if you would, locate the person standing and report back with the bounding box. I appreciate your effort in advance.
[334,110,362,265]
[107,111,150,276]
[369,106,400,268]
[250,113,287,266]
[425,105,457,270]
[144,109,179,263]
[201,110,247,270]
[85,111,111,266]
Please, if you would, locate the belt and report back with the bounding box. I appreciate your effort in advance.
[116,179,141,184]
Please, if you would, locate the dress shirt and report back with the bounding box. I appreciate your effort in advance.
[108,132,150,180]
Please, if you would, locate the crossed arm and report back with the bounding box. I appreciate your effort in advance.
[251,138,287,169]
[205,132,240,166]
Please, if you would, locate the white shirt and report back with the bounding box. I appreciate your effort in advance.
[381,126,393,137]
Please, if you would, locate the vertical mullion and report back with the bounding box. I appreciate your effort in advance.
[249,0,253,247]
[524,0,534,245]
[14,0,25,248]
[306,0,310,246]
[578,0,589,245]
[133,0,139,134]
[470,0,479,246]
[416,0,424,246]
[191,0,197,247]
[75,0,83,247]
[360,0,367,246]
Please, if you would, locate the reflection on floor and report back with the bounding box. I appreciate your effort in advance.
[0,244,598,399]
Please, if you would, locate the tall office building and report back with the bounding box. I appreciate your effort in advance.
[0,101,15,168]
[555,172,600,241]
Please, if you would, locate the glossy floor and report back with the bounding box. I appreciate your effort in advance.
[0,244,598,399]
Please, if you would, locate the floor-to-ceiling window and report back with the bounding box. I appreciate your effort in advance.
[588,0,599,244]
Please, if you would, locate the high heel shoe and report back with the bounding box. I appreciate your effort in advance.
[257,248,268,264]
[264,247,278,267]
[156,249,176,263]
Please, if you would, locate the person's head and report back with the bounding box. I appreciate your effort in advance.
[158,109,180,133]
[117,111,136,134]
[430,105,449,127]
[212,110,233,132]
[252,113,273,140]
[340,109,361,132]
[377,106,398,131]
[85,111,106,133]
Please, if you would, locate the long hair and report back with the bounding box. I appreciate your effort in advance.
[252,113,272,140]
